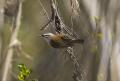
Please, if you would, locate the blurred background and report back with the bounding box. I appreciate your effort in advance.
[0,0,120,81]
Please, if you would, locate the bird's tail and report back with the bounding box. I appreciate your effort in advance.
[71,39,84,44]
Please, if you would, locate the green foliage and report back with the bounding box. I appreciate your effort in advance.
[91,45,98,53]
[94,16,101,25]
[17,64,38,81]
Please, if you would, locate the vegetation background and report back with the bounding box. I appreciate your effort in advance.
[0,0,120,81]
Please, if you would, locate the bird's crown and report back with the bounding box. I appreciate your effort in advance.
[41,33,55,38]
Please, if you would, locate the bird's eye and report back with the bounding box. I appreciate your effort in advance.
[44,34,51,37]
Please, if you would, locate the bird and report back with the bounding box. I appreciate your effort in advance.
[41,33,84,48]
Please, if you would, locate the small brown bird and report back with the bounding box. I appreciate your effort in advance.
[41,33,84,48]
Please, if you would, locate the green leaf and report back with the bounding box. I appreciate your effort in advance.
[17,64,37,81]
[18,72,25,81]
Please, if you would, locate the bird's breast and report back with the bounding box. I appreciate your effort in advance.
[50,40,62,48]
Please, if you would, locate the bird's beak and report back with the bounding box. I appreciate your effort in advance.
[40,34,44,37]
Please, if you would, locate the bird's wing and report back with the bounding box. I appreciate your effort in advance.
[51,34,73,47]
[60,34,73,43]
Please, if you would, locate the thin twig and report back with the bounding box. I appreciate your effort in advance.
[15,44,33,60]
[53,0,80,38]
[38,0,53,30]
[66,47,81,81]
[2,1,22,81]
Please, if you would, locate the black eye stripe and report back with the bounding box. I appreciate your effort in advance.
[44,35,50,36]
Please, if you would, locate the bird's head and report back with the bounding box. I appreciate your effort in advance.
[41,33,55,39]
